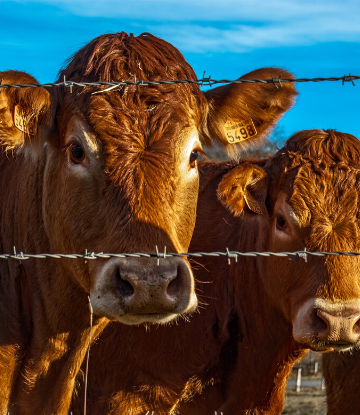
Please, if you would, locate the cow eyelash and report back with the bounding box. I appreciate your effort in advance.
[189,150,198,167]
[190,148,206,168]
[62,142,86,163]
[276,215,287,230]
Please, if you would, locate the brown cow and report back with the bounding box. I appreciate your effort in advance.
[72,129,360,415]
[0,33,296,414]
[322,349,360,414]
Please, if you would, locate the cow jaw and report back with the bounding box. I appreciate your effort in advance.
[89,257,197,324]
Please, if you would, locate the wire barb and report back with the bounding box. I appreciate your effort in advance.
[342,73,356,86]
[271,74,283,89]
[155,245,160,266]
[13,246,27,264]
[226,248,238,265]
[0,78,2,94]
[271,75,279,89]
[298,247,308,262]
[201,71,206,87]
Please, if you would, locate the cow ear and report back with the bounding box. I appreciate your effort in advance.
[0,70,51,151]
[217,163,268,216]
[201,68,296,158]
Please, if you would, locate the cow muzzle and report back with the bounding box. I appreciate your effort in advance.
[292,298,360,351]
[90,257,197,324]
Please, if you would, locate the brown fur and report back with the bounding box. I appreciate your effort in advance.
[0,70,51,150]
[322,348,360,414]
[72,129,360,414]
[0,32,296,414]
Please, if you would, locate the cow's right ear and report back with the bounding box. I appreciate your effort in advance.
[217,163,268,217]
[0,70,51,151]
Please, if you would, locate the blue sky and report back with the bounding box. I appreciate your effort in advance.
[1,0,360,139]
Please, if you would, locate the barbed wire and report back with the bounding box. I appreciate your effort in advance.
[4,249,360,264]
[0,74,358,91]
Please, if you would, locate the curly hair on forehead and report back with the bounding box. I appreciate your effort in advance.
[58,32,199,83]
[53,32,206,146]
[266,129,360,197]
[52,32,206,215]
[269,129,360,176]
[53,32,205,112]
[265,129,360,248]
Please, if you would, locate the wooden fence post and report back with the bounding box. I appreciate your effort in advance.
[314,361,318,374]
[295,367,302,392]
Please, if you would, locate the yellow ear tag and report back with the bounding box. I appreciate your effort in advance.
[224,118,257,144]
[244,191,263,214]
[14,105,35,135]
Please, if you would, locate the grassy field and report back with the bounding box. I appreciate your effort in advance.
[282,387,327,415]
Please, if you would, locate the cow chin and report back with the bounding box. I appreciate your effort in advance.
[89,257,198,325]
[116,312,183,325]
[90,293,197,325]
[292,298,360,352]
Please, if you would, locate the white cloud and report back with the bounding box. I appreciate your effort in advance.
[149,16,360,53]
[11,0,359,22]
[5,0,360,52]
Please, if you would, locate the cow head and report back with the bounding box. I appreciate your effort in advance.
[218,130,360,351]
[0,32,297,325]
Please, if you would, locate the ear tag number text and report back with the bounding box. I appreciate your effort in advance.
[224,118,257,144]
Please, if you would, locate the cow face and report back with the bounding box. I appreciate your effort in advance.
[0,33,297,325]
[218,130,360,351]
[43,113,201,324]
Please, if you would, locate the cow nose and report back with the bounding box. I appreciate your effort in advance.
[107,256,197,318]
[315,308,360,344]
[116,266,181,304]
[90,256,197,324]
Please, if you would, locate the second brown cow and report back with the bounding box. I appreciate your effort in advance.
[72,129,360,414]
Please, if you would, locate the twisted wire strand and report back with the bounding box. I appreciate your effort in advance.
[0,74,358,90]
[3,250,360,261]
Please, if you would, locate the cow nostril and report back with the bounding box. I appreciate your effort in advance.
[166,274,181,298]
[314,309,329,337]
[113,268,134,297]
[354,318,360,335]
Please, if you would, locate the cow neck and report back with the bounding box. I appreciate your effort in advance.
[219,212,308,413]
[190,166,308,413]
[71,316,218,414]
[0,151,108,414]
[68,166,234,415]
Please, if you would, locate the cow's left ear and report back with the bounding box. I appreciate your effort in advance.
[0,70,51,151]
[201,67,296,158]
[217,163,268,217]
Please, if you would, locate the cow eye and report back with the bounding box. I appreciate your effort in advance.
[276,215,287,230]
[189,150,198,167]
[70,144,85,162]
